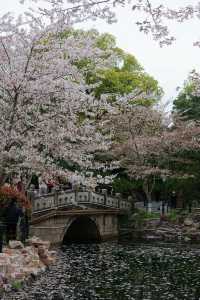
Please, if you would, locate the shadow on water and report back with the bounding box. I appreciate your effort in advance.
[62,216,101,244]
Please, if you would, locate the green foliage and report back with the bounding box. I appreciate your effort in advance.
[121,53,142,72]
[112,176,143,195]
[173,81,200,120]
[179,177,200,208]
[93,68,161,104]
[62,29,162,106]
[166,209,178,222]
[96,32,116,50]
[138,209,160,220]
[131,209,160,229]
[94,152,115,162]
[12,281,22,290]
[74,58,94,70]
[94,31,162,104]
[56,158,81,172]
[77,112,87,125]
[162,175,200,210]
[167,150,200,177]
[129,98,157,107]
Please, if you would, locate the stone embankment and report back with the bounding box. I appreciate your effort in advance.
[0,237,56,293]
[137,217,200,243]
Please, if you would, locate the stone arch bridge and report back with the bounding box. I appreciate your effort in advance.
[30,191,131,244]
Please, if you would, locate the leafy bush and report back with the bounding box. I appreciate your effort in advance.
[130,209,160,229]
[12,280,22,290]
[166,210,178,222]
[0,185,31,209]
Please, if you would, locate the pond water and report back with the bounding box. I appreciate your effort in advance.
[4,242,200,300]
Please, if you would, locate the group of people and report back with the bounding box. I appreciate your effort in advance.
[28,180,73,198]
[28,173,87,197]
[10,172,87,198]
[0,198,29,252]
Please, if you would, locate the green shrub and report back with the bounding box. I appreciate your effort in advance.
[166,210,178,222]
[12,281,22,291]
[131,209,160,229]
[133,209,159,219]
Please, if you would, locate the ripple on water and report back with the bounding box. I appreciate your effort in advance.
[3,242,200,300]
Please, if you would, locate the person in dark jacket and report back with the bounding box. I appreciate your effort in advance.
[5,198,23,243]
[20,207,29,243]
[0,207,6,252]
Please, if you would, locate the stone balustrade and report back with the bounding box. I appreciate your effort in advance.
[31,191,131,213]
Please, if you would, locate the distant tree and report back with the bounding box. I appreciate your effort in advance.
[175,177,200,212]
[173,79,200,121]
[81,31,163,105]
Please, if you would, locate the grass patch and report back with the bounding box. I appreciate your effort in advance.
[131,209,160,229]
[166,210,178,222]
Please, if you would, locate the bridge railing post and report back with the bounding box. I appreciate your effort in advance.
[101,189,107,206]
[75,189,77,205]
[89,191,93,205]
[115,193,121,209]
[54,189,59,209]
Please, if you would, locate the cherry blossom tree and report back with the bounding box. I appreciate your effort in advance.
[110,104,200,211]
[0,7,118,186]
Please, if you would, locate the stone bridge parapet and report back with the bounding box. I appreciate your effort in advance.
[31,191,131,214]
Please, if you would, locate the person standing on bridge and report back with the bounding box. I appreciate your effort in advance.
[47,178,55,193]
[39,179,48,195]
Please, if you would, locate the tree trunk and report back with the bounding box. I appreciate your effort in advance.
[146,194,152,212]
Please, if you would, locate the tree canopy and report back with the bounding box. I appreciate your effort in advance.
[69,30,162,106]
[173,79,200,121]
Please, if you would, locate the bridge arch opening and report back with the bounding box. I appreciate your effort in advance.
[63,216,101,244]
